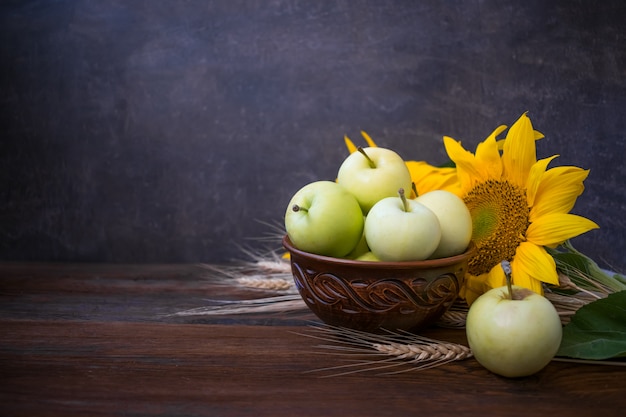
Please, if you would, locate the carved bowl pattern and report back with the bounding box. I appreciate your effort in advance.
[283,236,475,332]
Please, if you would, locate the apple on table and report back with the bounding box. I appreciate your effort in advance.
[465,260,563,378]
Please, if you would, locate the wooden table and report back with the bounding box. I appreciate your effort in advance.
[1,262,624,416]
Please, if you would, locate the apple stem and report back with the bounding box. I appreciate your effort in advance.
[292,204,308,213]
[357,147,376,169]
[501,260,513,300]
[398,188,410,212]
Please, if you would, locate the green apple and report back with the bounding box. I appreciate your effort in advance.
[415,190,472,258]
[337,146,412,214]
[284,181,364,258]
[465,262,563,378]
[345,225,370,259]
[355,251,380,262]
[364,189,441,261]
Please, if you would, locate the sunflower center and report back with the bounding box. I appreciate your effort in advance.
[463,179,530,276]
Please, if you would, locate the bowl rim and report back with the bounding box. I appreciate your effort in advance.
[282,235,476,269]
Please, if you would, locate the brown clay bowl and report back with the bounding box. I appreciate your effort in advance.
[282,235,475,333]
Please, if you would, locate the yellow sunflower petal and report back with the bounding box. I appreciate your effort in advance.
[485,263,507,289]
[443,136,487,189]
[512,242,559,289]
[475,130,504,179]
[487,124,508,142]
[344,135,357,154]
[462,265,508,305]
[526,155,558,207]
[530,167,589,221]
[485,124,508,152]
[510,259,545,294]
[496,128,543,150]
[405,160,460,197]
[360,131,378,148]
[526,213,599,247]
[460,283,480,306]
[460,274,489,305]
[344,131,379,154]
[502,113,537,187]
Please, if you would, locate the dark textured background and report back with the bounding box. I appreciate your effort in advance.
[1,1,625,271]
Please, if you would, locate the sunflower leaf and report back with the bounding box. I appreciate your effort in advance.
[437,159,456,169]
[550,242,626,293]
[556,290,626,360]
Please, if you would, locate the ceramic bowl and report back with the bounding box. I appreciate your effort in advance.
[282,235,475,332]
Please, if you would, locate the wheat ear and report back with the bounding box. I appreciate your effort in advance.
[235,275,294,291]
[295,323,472,377]
[373,340,471,362]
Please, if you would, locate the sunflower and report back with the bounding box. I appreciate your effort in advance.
[442,113,599,304]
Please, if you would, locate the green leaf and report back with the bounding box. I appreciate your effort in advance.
[436,159,456,169]
[557,290,626,360]
[549,242,626,293]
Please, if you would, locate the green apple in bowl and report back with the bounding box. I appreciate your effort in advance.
[415,190,472,258]
[344,225,370,259]
[364,189,441,261]
[284,181,364,258]
[355,251,380,262]
[465,261,563,378]
[337,147,412,214]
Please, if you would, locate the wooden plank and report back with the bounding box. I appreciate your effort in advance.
[0,262,309,325]
[1,262,625,416]
[2,320,625,417]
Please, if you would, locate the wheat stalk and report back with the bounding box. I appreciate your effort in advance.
[544,270,615,324]
[196,245,296,294]
[235,275,294,291]
[170,294,305,317]
[296,323,472,376]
